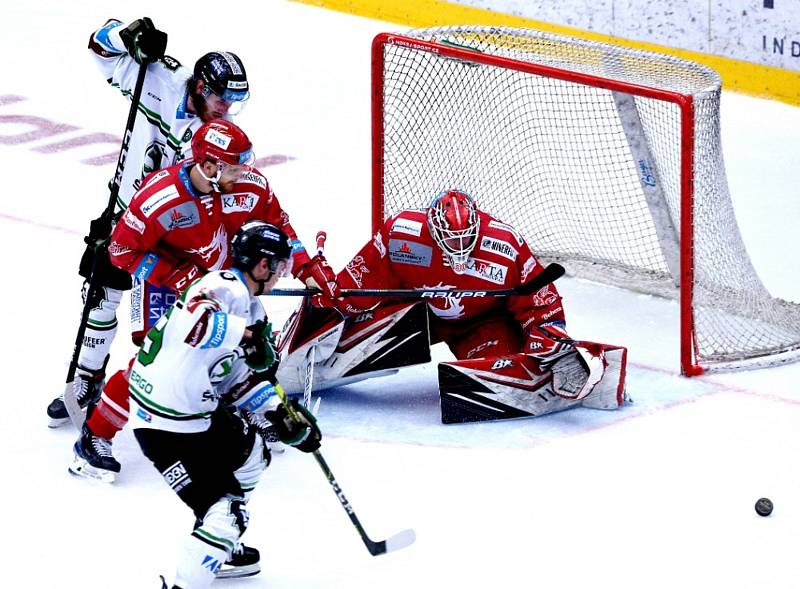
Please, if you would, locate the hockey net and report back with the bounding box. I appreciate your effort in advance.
[371,27,800,375]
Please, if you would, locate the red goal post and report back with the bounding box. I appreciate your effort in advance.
[370,27,800,375]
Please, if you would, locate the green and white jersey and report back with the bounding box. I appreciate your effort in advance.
[89,19,209,211]
[128,269,264,433]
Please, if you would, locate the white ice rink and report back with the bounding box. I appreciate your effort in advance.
[2,1,800,588]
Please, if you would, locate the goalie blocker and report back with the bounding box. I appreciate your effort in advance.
[439,342,628,424]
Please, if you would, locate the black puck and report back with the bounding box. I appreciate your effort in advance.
[755,497,773,517]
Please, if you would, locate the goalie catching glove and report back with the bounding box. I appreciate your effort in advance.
[525,322,575,365]
[265,399,321,453]
[119,17,167,64]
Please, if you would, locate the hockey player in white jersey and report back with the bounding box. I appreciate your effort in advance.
[47,16,251,425]
[128,222,321,588]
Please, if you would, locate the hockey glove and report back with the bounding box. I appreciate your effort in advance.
[266,399,321,453]
[84,209,116,251]
[242,320,279,374]
[119,17,167,64]
[298,256,341,301]
[162,260,203,293]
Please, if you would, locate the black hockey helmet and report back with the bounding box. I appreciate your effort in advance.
[231,221,292,275]
[193,51,250,103]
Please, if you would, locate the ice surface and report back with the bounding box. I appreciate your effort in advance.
[1,1,799,588]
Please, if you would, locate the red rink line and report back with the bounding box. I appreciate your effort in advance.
[325,359,800,449]
[0,211,81,235]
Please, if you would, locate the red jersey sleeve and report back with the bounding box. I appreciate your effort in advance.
[506,239,566,335]
[335,216,399,313]
[109,179,201,289]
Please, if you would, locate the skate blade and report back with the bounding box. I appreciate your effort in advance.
[48,416,70,429]
[216,563,260,579]
[68,457,116,483]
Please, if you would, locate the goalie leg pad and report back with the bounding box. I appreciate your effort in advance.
[579,343,628,410]
[276,301,431,394]
[439,354,579,424]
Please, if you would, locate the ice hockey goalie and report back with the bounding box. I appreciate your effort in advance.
[275,190,628,423]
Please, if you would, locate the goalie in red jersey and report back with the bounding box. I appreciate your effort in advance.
[276,190,628,423]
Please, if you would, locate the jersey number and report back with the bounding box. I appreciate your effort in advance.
[137,310,171,366]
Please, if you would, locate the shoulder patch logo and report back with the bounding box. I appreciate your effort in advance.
[391,218,423,237]
[140,185,180,217]
[388,239,432,266]
[123,210,146,234]
[479,236,517,261]
[158,201,200,231]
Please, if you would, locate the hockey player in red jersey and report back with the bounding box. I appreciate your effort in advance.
[276,190,627,423]
[47,15,255,427]
[69,119,336,480]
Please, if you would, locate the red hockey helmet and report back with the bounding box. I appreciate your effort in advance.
[191,119,255,167]
[427,189,480,271]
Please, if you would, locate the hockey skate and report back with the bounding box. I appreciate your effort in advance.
[47,365,104,428]
[217,543,260,578]
[68,423,121,483]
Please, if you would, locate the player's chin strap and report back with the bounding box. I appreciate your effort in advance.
[194,162,223,192]
[249,269,271,296]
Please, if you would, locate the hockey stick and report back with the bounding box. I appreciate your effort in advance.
[302,231,327,409]
[269,261,565,299]
[272,380,416,556]
[63,60,150,428]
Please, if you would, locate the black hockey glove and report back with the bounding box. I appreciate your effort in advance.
[84,209,115,251]
[242,320,278,374]
[266,399,321,453]
[119,17,167,64]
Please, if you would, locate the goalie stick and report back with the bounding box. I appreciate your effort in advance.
[272,379,416,556]
[302,231,327,410]
[63,60,150,428]
[269,262,565,298]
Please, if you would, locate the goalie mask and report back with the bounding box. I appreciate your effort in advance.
[232,221,293,295]
[427,189,480,273]
[191,119,255,190]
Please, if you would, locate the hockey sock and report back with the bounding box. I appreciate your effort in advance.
[77,286,122,371]
[85,369,130,439]
[174,529,231,588]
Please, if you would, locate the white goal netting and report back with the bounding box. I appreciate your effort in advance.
[373,26,800,373]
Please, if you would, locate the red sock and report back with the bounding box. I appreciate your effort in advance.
[86,368,130,440]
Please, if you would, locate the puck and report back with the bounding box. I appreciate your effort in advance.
[755,497,773,517]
